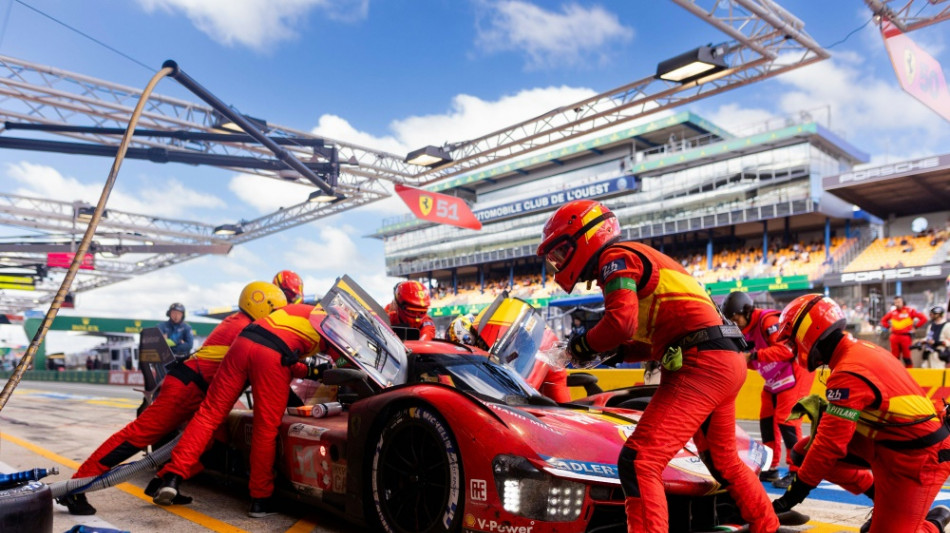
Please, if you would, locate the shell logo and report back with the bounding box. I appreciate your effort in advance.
[464,514,476,527]
[251,290,265,303]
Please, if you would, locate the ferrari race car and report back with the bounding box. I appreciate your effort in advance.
[143,276,777,533]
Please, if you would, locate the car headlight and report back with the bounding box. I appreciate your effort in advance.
[492,454,585,521]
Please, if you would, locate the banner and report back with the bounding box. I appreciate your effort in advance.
[473,175,636,224]
[704,275,810,296]
[394,184,481,230]
[47,252,95,270]
[881,19,950,122]
[0,274,35,291]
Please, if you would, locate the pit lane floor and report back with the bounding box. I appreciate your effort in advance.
[0,381,934,532]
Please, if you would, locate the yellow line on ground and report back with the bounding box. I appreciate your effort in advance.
[284,517,319,533]
[802,522,859,532]
[85,400,139,409]
[0,432,247,533]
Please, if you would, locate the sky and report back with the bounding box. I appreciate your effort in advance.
[0,0,949,350]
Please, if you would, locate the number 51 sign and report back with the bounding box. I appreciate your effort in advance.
[394,184,482,230]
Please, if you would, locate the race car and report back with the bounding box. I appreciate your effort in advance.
[155,276,780,533]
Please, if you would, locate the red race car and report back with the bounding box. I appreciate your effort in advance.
[157,277,784,532]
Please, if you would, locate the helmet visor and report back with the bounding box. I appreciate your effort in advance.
[544,239,576,273]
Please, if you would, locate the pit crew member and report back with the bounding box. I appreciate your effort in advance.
[273,269,304,304]
[386,280,436,340]
[158,302,194,357]
[537,199,779,533]
[880,295,927,367]
[771,294,950,533]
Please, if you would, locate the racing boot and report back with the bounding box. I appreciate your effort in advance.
[772,472,795,489]
[926,505,950,532]
[758,469,779,482]
[248,497,279,518]
[57,493,96,515]
[153,473,183,506]
[145,475,192,505]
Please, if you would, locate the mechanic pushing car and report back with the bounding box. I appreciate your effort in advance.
[771,294,950,533]
[154,301,333,518]
[537,199,780,533]
[273,269,304,304]
[385,279,436,340]
[880,295,928,368]
[158,302,194,357]
[721,291,814,489]
[57,281,287,515]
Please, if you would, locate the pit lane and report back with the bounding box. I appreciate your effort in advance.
[0,381,913,532]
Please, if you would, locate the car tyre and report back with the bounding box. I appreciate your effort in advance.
[370,404,463,533]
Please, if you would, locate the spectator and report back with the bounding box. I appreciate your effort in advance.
[157,303,194,358]
[570,316,586,337]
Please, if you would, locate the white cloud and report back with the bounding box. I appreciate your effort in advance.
[284,226,361,272]
[6,162,225,218]
[475,1,633,69]
[228,174,315,213]
[311,114,408,155]
[701,103,776,136]
[136,0,368,51]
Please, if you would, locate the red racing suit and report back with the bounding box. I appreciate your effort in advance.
[74,311,251,479]
[881,306,927,366]
[585,242,778,533]
[744,308,814,472]
[796,336,950,533]
[162,304,321,499]
[385,302,436,340]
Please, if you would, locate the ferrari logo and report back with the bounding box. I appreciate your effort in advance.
[419,195,433,216]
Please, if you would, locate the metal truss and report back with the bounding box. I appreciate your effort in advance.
[864,0,950,32]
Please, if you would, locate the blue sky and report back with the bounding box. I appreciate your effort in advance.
[0,0,948,346]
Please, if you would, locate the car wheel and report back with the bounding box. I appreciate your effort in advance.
[370,405,462,533]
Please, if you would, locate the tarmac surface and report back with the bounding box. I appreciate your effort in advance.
[0,380,931,532]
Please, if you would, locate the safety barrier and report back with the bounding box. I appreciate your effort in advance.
[567,368,950,421]
[0,370,143,386]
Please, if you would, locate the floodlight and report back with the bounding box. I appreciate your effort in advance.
[212,110,269,134]
[213,223,244,236]
[656,45,727,83]
[76,206,107,222]
[308,191,344,203]
[405,145,453,167]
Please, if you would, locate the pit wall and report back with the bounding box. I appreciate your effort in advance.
[568,369,950,421]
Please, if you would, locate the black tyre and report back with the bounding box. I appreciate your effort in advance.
[370,405,462,533]
[0,482,52,533]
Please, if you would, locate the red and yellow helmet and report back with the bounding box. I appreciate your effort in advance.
[393,280,431,328]
[273,270,304,304]
[537,200,620,293]
[777,294,846,371]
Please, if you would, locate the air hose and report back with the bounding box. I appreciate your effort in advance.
[48,434,181,498]
[0,64,175,412]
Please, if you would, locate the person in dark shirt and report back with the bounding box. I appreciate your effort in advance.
[157,302,194,357]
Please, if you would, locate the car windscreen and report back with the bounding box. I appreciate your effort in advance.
[418,353,537,403]
[319,281,408,388]
[490,302,546,379]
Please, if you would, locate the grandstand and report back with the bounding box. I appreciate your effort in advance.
[374,111,950,342]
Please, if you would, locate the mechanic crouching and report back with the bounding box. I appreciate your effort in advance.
[771,294,950,533]
[386,280,436,340]
[537,199,779,533]
[154,301,334,517]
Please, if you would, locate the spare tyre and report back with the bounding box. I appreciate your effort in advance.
[0,481,52,533]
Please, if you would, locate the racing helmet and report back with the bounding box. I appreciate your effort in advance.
[536,199,620,293]
[447,314,475,345]
[393,280,431,328]
[166,302,186,320]
[721,291,754,322]
[777,294,846,371]
[273,270,304,304]
[239,281,288,320]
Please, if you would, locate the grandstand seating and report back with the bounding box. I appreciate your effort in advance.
[843,232,947,272]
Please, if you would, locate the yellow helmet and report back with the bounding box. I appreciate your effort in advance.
[239,281,288,320]
[447,314,475,345]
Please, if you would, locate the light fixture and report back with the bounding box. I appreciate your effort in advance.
[656,45,727,83]
[308,190,344,203]
[75,206,107,222]
[213,223,244,236]
[212,110,269,134]
[405,145,453,167]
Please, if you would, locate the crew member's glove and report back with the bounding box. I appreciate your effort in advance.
[568,333,597,365]
[771,474,815,513]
